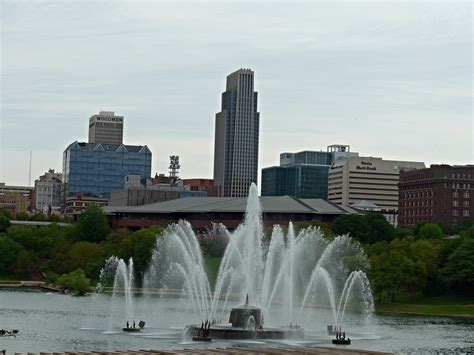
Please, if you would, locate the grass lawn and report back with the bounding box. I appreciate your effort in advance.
[0,279,20,285]
[204,256,222,288]
[376,296,474,318]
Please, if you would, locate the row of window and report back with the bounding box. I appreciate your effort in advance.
[446,182,471,189]
[401,190,434,199]
[453,200,470,207]
[403,209,433,217]
[453,209,470,217]
[451,173,472,179]
[402,200,434,207]
[452,191,470,198]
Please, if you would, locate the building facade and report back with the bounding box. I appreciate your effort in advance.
[109,175,209,207]
[0,183,34,214]
[65,195,108,217]
[104,195,359,231]
[62,142,152,199]
[88,111,124,145]
[213,69,260,197]
[183,178,218,197]
[35,169,63,213]
[328,156,425,211]
[262,151,332,199]
[398,164,474,227]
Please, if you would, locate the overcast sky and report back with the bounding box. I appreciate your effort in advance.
[1,1,472,187]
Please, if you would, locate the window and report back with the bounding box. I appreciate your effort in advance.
[453,209,459,216]
[464,192,470,198]
[463,200,470,207]
[453,191,459,198]
[453,200,459,207]
[463,210,470,217]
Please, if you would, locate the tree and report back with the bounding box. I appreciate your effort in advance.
[31,213,47,222]
[48,214,62,223]
[332,214,368,241]
[67,242,105,279]
[104,229,131,256]
[14,250,37,278]
[368,237,440,302]
[443,238,474,294]
[0,215,10,233]
[6,224,70,259]
[0,208,12,219]
[199,234,229,257]
[365,213,395,243]
[294,220,334,239]
[332,213,395,244]
[0,235,24,276]
[118,226,163,281]
[15,212,30,221]
[56,268,91,295]
[460,226,474,239]
[417,224,443,239]
[62,215,73,223]
[74,204,110,242]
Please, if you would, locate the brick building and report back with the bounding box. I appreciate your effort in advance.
[182,179,218,197]
[0,183,35,214]
[398,164,474,227]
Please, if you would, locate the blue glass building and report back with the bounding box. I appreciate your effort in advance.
[261,151,332,199]
[63,142,152,198]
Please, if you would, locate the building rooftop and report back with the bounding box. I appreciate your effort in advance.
[65,141,150,153]
[103,195,359,215]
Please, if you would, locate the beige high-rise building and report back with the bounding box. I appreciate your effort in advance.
[88,111,124,145]
[213,69,260,197]
[328,156,425,211]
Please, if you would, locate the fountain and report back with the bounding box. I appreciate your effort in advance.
[98,256,142,331]
[144,183,374,339]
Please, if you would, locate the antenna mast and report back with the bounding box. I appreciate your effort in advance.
[169,155,180,186]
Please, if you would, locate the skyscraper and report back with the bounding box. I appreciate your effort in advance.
[213,69,260,197]
[88,111,124,145]
[63,142,151,199]
[262,151,333,199]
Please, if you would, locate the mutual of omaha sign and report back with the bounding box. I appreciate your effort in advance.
[356,161,377,171]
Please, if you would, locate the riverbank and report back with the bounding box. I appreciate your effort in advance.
[0,281,61,292]
[376,296,474,318]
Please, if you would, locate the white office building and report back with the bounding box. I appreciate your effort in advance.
[328,156,425,211]
[35,169,63,213]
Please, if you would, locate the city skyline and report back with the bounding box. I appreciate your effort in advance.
[1,1,472,186]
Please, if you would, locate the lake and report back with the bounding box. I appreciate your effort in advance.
[0,290,472,354]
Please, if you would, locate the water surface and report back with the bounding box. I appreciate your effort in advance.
[0,290,472,354]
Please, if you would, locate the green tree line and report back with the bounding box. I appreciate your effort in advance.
[1,207,473,301]
[296,214,474,302]
[0,206,162,293]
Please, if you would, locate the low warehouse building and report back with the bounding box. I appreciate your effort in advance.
[104,195,359,231]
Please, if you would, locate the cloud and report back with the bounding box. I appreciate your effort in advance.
[1,1,472,185]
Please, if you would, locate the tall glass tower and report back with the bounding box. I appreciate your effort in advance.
[213,69,260,197]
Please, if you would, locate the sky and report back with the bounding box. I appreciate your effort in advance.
[1,0,472,187]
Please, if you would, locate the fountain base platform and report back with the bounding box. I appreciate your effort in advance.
[123,328,141,332]
[192,336,212,342]
[332,338,351,345]
[186,324,304,340]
